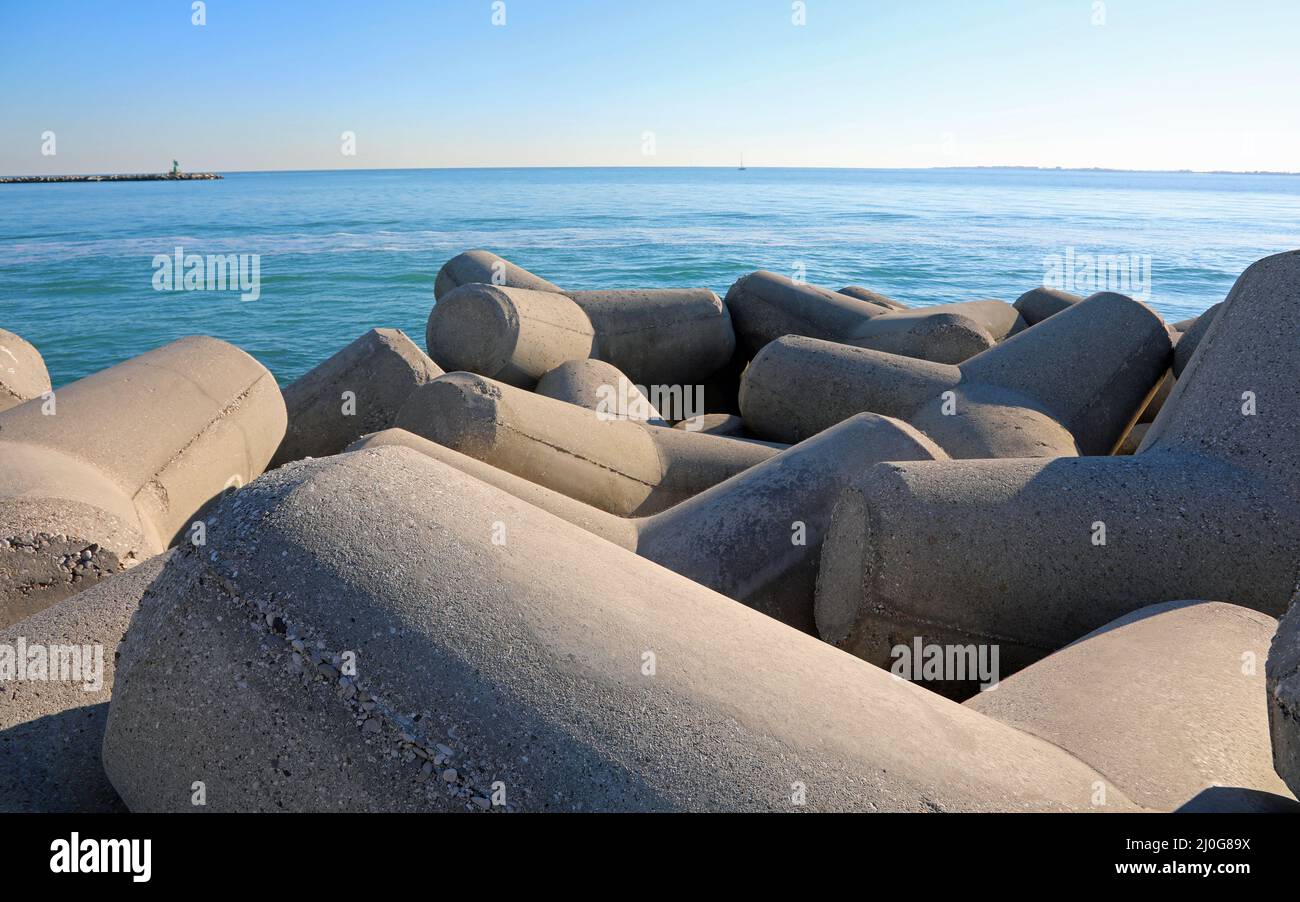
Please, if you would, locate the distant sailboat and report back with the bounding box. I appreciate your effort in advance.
[739,153,747,171]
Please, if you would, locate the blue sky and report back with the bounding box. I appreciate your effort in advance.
[2,0,1297,174]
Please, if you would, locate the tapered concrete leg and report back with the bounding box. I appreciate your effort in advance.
[0,337,286,627]
[434,249,562,300]
[535,358,666,425]
[838,285,906,309]
[846,300,1026,364]
[393,372,775,516]
[1172,301,1222,377]
[0,555,170,812]
[968,600,1296,811]
[100,447,1143,812]
[673,413,745,435]
[1268,600,1300,798]
[0,328,51,412]
[725,271,891,356]
[426,284,595,388]
[1012,287,1081,325]
[568,289,736,387]
[741,291,1170,455]
[815,251,1300,687]
[271,328,443,467]
[354,413,940,632]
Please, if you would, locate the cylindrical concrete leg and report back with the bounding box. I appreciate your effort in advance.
[814,453,1300,686]
[567,288,736,388]
[0,328,51,412]
[0,337,286,626]
[739,335,961,443]
[959,292,1172,455]
[1172,301,1222,377]
[1268,601,1300,800]
[433,249,562,300]
[426,284,595,388]
[970,600,1296,811]
[638,413,947,632]
[393,372,775,516]
[1012,287,1082,326]
[535,358,667,425]
[724,270,891,357]
[838,285,906,309]
[271,328,443,467]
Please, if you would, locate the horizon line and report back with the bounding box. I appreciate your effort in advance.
[5,163,1300,178]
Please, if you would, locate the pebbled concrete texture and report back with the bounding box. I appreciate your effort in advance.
[968,600,1297,812]
[725,270,1025,364]
[355,411,944,633]
[0,328,51,412]
[0,337,286,627]
[814,251,1300,692]
[393,371,777,516]
[742,290,1170,456]
[1267,599,1300,798]
[0,555,171,812]
[101,446,1149,813]
[270,328,443,467]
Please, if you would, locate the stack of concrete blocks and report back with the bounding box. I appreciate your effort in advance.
[5,248,1297,814]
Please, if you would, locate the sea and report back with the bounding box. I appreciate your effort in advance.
[2,166,1297,388]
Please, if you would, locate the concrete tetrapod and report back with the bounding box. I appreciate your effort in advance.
[428,251,735,389]
[724,270,1025,363]
[1012,286,1082,326]
[351,410,945,632]
[102,446,1150,813]
[1267,599,1300,798]
[270,328,443,467]
[741,290,1171,456]
[0,328,51,412]
[534,358,667,425]
[0,555,171,812]
[814,251,1300,691]
[0,337,285,628]
[968,600,1296,811]
[392,372,778,516]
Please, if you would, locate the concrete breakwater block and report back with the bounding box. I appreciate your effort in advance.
[968,600,1296,811]
[814,251,1300,686]
[1267,600,1300,798]
[429,251,735,389]
[535,358,667,425]
[0,555,172,813]
[724,270,1025,363]
[353,411,945,632]
[742,290,1171,456]
[270,328,443,467]
[0,337,286,628]
[102,446,1153,812]
[1012,286,1082,326]
[393,372,777,516]
[0,328,51,412]
[1173,300,1222,377]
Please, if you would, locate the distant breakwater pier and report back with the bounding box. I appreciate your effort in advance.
[0,172,221,184]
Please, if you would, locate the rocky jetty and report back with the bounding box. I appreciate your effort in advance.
[3,248,1299,813]
[0,172,222,183]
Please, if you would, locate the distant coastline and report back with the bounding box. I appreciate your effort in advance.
[0,172,222,184]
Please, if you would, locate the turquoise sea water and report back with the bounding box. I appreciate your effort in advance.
[2,167,1298,388]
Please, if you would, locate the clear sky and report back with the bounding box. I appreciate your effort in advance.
[2,0,1297,174]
